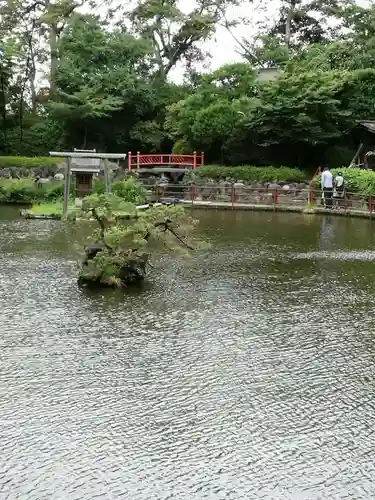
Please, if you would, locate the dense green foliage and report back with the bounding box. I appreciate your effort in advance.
[93,177,148,204]
[0,156,63,169]
[2,1,375,168]
[68,193,204,287]
[0,177,147,204]
[0,179,64,203]
[196,165,306,183]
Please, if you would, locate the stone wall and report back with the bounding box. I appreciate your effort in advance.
[183,181,310,204]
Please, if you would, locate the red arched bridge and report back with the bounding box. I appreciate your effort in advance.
[127,151,204,170]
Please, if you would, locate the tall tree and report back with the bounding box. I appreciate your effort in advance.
[126,0,245,79]
[49,15,156,150]
[238,0,352,65]
[0,0,89,97]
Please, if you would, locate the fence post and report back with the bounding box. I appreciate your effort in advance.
[128,151,132,171]
[137,151,140,170]
[201,152,205,166]
[193,151,197,169]
[230,183,236,208]
[63,157,71,216]
[273,189,278,204]
[369,197,373,214]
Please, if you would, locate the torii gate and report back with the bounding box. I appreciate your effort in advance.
[49,150,127,215]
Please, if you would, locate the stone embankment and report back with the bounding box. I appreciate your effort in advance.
[181,180,311,205]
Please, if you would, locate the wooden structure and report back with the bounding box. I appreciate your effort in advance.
[49,150,127,215]
[349,121,375,168]
[127,152,204,170]
[70,149,100,198]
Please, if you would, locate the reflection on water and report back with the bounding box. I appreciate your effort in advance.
[1,207,375,499]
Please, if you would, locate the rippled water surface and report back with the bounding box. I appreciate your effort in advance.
[1,206,375,499]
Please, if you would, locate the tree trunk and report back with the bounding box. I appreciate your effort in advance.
[49,23,59,96]
[19,81,26,143]
[28,36,37,113]
[82,125,88,148]
[0,69,7,151]
[285,0,297,47]
[30,72,37,113]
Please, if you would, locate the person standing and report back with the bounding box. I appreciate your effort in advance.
[321,166,333,208]
[333,171,345,208]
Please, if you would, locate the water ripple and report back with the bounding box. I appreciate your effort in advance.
[0,210,375,499]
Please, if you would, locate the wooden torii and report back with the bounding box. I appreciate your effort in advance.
[49,150,127,215]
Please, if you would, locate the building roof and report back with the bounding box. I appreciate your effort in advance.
[256,67,281,83]
[359,121,375,134]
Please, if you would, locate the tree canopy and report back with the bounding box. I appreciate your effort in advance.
[1,0,375,168]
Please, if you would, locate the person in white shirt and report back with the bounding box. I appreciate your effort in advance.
[321,166,333,208]
[333,171,345,208]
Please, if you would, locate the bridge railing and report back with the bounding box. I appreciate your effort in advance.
[128,152,204,170]
[141,183,375,213]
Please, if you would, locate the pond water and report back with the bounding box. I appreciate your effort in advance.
[1,206,375,499]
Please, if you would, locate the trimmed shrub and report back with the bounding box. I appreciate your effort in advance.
[195,165,307,183]
[111,177,148,204]
[0,177,147,205]
[0,156,63,169]
[0,179,65,204]
[312,168,375,196]
[92,177,147,204]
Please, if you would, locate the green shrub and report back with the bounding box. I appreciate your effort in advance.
[111,177,148,204]
[0,179,37,203]
[196,165,307,183]
[0,179,66,204]
[93,178,106,194]
[172,140,192,154]
[0,156,63,169]
[92,177,147,203]
[0,176,147,205]
[312,168,375,196]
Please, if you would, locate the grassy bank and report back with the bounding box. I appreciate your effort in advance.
[26,202,74,216]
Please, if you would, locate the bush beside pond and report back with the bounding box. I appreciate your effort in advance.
[195,165,307,183]
[95,177,148,204]
[0,179,65,204]
[0,156,63,169]
[2,177,148,205]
